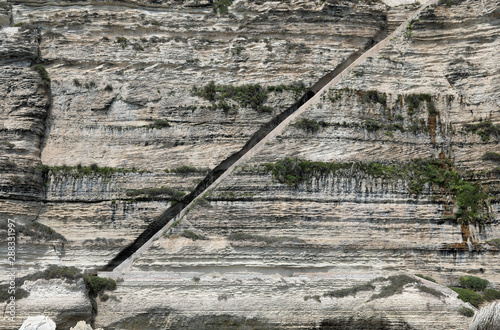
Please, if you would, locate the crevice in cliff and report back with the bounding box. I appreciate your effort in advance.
[31,28,53,202]
[100,23,392,272]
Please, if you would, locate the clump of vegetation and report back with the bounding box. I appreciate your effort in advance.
[18,221,66,242]
[262,158,490,223]
[483,289,500,302]
[228,232,304,245]
[491,167,500,175]
[328,89,346,103]
[73,78,81,87]
[145,119,171,129]
[27,265,81,282]
[38,163,144,179]
[445,0,466,6]
[193,81,272,113]
[486,238,500,248]
[304,295,322,302]
[194,81,307,113]
[262,158,351,188]
[450,287,484,308]
[83,81,97,89]
[415,274,437,283]
[387,123,405,133]
[464,122,500,142]
[482,152,500,162]
[14,21,37,32]
[84,275,117,316]
[323,283,375,298]
[104,84,113,92]
[417,284,444,299]
[365,119,382,132]
[84,275,117,297]
[362,90,387,106]
[231,45,245,56]
[405,93,435,115]
[218,293,234,301]
[458,306,475,317]
[115,36,128,49]
[403,19,419,40]
[459,276,489,292]
[180,230,208,241]
[212,0,233,14]
[32,64,50,87]
[293,118,330,134]
[0,285,29,302]
[371,275,418,300]
[0,141,15,149]
[133,43,144,51]
[267,82,306,99]
[0,2,11,10]
[0,265,82,302]
[126,187,185,201]
[0,159,17,170]
[168,165,209,175]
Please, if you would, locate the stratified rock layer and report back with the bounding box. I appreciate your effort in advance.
[0,0,498,328]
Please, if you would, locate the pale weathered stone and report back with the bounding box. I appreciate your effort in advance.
[70,321,93,330]
[0,0,498,329]
[470,302,500,330]
[19,315,56,330]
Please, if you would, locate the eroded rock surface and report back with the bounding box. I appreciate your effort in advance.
[0,0,498,329]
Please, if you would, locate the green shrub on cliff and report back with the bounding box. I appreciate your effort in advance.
[483,289,500,302]
[168,165,209,174]
[458,306,475,317]
[293,118,330,133]
[405,93,433,115]
[450,287,484,308]
[38,163,145,179]
[212,0,232,14]
[464,122,500,142]
[362,90,387,106]
[415,274,436,283]
[32,64,50,87]
[115,36,128,49]
[147,119,171,129]
[486,239,500,248]
[459,276,489,291]
[262,158,490,224]
[323,283,375,298]
[0,265,81,302]
[482,152,500,162]
[19,222,67,242]
[126,187,185,201]
[193,81,271,113]
[84,275,117,317]
[371,275,418,300]
[84,275,117,298]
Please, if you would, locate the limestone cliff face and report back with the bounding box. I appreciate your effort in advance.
[2,0,389,276]
[0,28,49,202]
[0,0,499,329]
